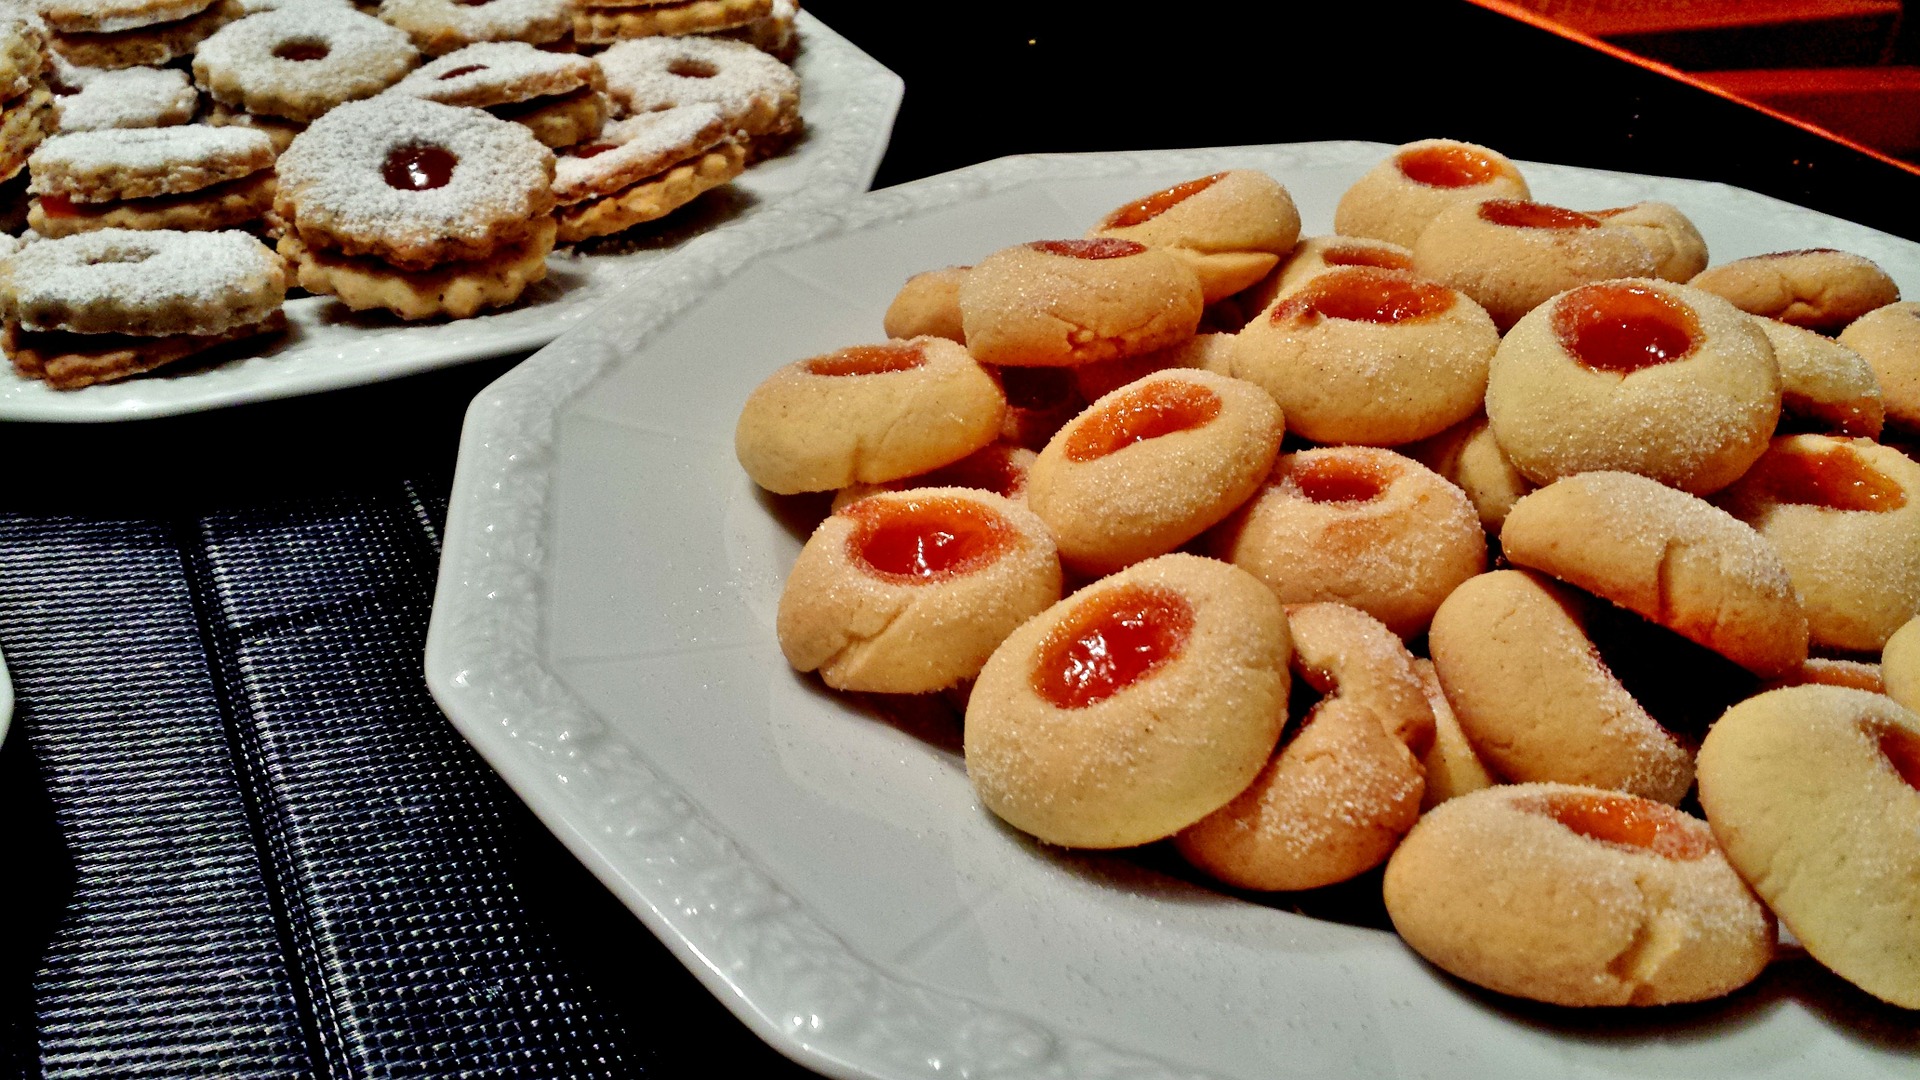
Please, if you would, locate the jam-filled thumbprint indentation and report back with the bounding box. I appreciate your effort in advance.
[804,342,926,377]
[438,64,487,80]
[1101,173,1225,229]
[1478,199,1601,231]
[848,495,1015,583]
[1033,583,1195,709]
[1321,243,1413,272]
[1553,282,1700,374]
[1275,268,1454,325]
[1397,144,1512,189]
[1293,455,1390,503]
[1029,238,1147,260]
[382,145,458,191]
[1064,379,1222,462]
[1525,791,1713,860]
[274,39,331,62]
[1876,723,1920,791]
[1750,443,1907,512]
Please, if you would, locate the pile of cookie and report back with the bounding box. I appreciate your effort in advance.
[0,0,803,389]
[733,141,1920,1015]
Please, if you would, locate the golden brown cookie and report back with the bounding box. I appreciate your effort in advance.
[29,169,276,236]
[0,87,55,183]
[1836,300,1920,435]
[1690,248,1901,333]
[1242,234,1414,314]
[958,238,1205,368]
[1411,657,1496,809]
[1588,200,1709,282]
[552,140,743,244]
[1402,411,1532,535]
[276,217,554,320]
[883,265,968,343]
[4,309,285,389]
[1754,316,1884,439]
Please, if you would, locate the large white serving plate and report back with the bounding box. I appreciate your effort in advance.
[0,12,900,423]
[425,142,1920,1080]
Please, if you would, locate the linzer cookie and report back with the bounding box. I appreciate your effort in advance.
[194,5,420,124]
[386,41,608,149]
[44,0,241,70]
[1,87,54,186]
[2,10,49,102]
[49,66,200,132]
[0,227,287,389]
[596,35,800,153]
[712,0,797,60]
[550,102,742,244]
[573,0,773,46]
[27,124,277,236]
[274,94,556,319]
[376,0,573,55]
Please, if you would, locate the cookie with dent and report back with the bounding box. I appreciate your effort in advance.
[1089,170,1301,303]
[1411,198,1659,330]
[1333,138,1529,250]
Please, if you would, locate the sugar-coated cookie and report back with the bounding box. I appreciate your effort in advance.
[1402,412,1532,535]
[1696,685,1920,1009]
[735,336,1006,495]
[882,265,967,343]
[1427,569,1696,804]
[1384,782,1774,1006]
[1589,201,1708,282]
[1715,435,1920,653]
[1175,601,1428,892]
[1486,279,1781,495]
[777,488,1062,694]
[1231,266,1498,445]
[1089,170,1301,303]
[1885,617,1920,713]
[1690,248,1900,333]
[1411,657,1495,809]
[1026,368,1282,576]
[1754,316,1884,439]
[1411,198,1660,330]
[964,553,1290,849]
[1837,300,1920,435]
[958,238,1204,368]
[1210,446,1486,638]
[1242,233,1414,315]
[1502,470,1808,677]
[1333,138,1529,250]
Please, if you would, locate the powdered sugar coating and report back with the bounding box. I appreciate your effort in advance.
[597,35,798,136]
[276,94,554,268]
[552,102,728,204]
[235,0,354,12]
[387,40,599,109]
[1,11,48,101]
[34,0,213,35]
[193,6,420,123]
[376,0,572,54]
[29,124,275,201]
[52,66,200,132]
[0,227,286,336]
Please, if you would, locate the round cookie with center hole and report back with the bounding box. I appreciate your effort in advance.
[963,552,1291,850]
[1025,368,1282,577]
[1333,138,1530,250]
[1485,278,1781,495]
[776,487,1062,694]
[1696,684,1920,1009]
[1231,266,1498,445]
[193,5,420,123]
[1383,782,1774,1007]
[735,336,1006,495]
[1715,434,1920,653]
[957,238,1205,368]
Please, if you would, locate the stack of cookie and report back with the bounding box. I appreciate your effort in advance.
[48,65,200,132]
[386,41,610,151]
[26,124,278,236]
[38,0,241,71]
[377,0,573,56]
[1,7,54,230]
[596,33,799,161]
[573,0,773,50]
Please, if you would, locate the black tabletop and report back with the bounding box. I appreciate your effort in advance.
[5,3,1917,1078]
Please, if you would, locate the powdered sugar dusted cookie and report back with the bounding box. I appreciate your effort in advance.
[36,0,214,35]
[0,226,285,336]
[47,0,242,71]
[551,101,729,204]
[28,124,274,202]
[376,0,572,55]
[194,5,419,123]
[50,65,200,132]
[597,34,799,142]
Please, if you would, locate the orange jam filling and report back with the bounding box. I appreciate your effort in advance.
[1293,455,1391,503]
[1553,282,1700,373]
[1321,244,1413,271]
[1064,379,1221,462]
[997,365,1073,411]
[1029,238,1146,260]
[1478,199,1601,230]
[1750,442,1906,511]
[1032,584,1194,709]
[805,342,925,377]
[382,145,457,191]
[898,445,1026,499]
[1526,791,1713,860]
[273,40,330,62]
[438,64,487,80]
[847,495,1013,583]
[1274,268,1455,325]
[1101,173,1225,229]
[36,194,77,218]
[1396,144,1511,188]
[1876,723,1920,791]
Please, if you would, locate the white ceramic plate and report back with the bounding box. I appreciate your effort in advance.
[425,142,1920,1080]
[0,646,11,746]
[0,12,900,423]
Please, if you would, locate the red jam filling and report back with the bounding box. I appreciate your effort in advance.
[1100,173,1225,229]
[1877,723,1920,791]
[997,365,1073,411]
[381,145,457,191]
[273,40,330,62]
[1478,199,1601,230]
[894,445,1026,499]
[1273,268,1454,325]
[804,342,925,377]
[36,194,77,218]
[668,58,719,78]
[438,64,487,80]
[1749,443,1906,511]
[1321,243,1413,271]
[1552,282,1700,373]
[847,495,1013,583]
[1293,455,1390,503]
[1064,379,1221,462]
[1029,238,1146,260]
[1396,144,1511,188]
[572,142,619,160]
[1032,584,1194,709]
[1526,791,1712,860]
